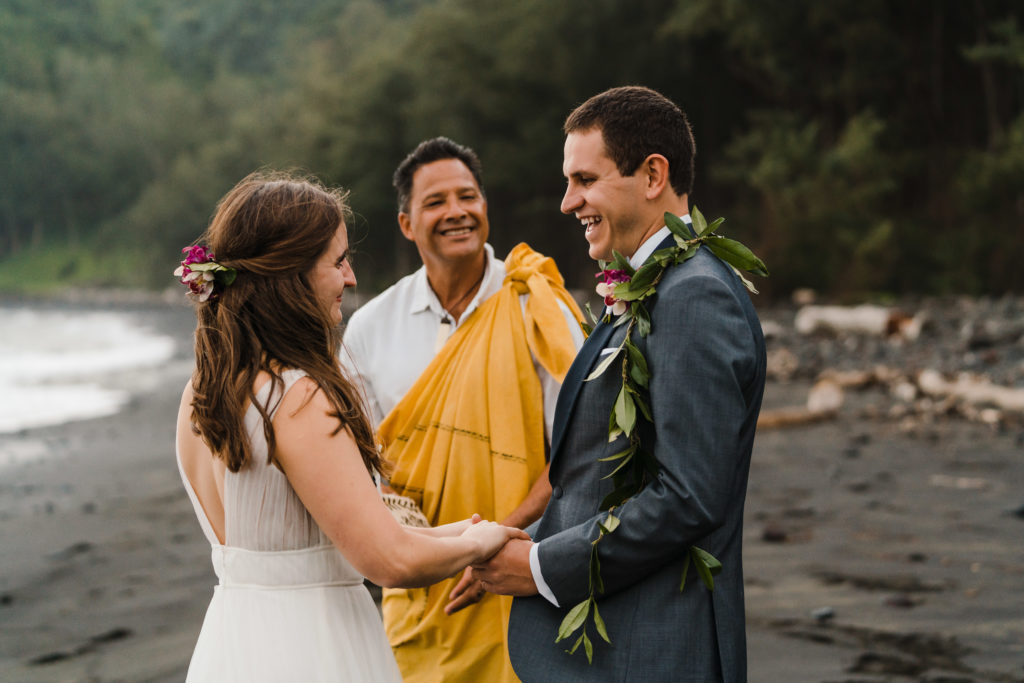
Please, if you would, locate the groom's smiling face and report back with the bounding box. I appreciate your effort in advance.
[561,128,648,262]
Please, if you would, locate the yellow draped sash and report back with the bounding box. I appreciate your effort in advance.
[377,243,583,683]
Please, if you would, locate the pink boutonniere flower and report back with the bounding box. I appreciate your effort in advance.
[595,268,631,316]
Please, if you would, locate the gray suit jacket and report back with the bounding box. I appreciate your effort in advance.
[508,239,766,682]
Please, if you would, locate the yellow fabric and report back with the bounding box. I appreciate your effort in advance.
[377,243,583,683]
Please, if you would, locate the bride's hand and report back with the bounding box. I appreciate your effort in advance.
[460,520,530,560]
[429,513,482,537]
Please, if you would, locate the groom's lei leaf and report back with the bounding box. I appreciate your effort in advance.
[558,207,768,663]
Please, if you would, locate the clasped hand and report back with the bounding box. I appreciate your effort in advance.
[446,519,539,615]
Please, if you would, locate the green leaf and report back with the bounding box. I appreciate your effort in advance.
[690,206,707,235]
[625,341,649,388]
[729,265,759,294]
[673,233,690,250]
[602,512,620,533]
[609,251,634,275]
[597,447,634,462]
[629,362,649,389]
[633,392,653,422]
[592,602,611,643]
[568,632,584,655]
[585,345,623,381]
[679,552,692,591]
[556,599,591,642]
[635,304,652,337]
[593,550,605,593]
[583,302,599,328]
[600,451,635,481]
[650,247,678,266]
[217,268,237,286]
[607,427,623,443]
[600,483,636,510]
[665,211,692,239]
[692,205,708,235]
[631,260,662,291]
[614,386,636,437]
[614,281,658,303]
[583,630,593,664]
[706,237,769,277]
[691,546,723,576]
[703,216,725,236]
[691,546,720,591]
[677,243,701,265]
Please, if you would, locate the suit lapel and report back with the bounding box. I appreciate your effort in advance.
[549,317,618,461]
[549,230,684,463]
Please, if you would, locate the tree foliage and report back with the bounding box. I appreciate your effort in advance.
[0,0,1021,296]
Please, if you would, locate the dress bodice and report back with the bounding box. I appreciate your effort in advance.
[224,369,330,551]
[176,369,367,587]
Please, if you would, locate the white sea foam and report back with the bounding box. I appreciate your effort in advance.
[0,306,177,436]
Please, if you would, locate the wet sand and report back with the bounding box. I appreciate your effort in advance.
[1,299,1022,682]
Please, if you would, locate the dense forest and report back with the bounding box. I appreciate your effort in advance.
[1,0,1021,298]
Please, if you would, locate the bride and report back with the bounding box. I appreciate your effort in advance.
[173,171,524,682]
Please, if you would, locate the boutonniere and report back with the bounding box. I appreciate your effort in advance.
[558,207,769,663]
[594,268,631,316]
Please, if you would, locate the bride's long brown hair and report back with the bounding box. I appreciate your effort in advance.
[186,171,384,476]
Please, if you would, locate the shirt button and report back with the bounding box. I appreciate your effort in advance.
[552,486,563,499]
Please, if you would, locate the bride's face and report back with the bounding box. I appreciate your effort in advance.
[309,221,356,326]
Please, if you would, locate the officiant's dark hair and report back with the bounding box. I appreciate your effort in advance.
[564,86,696,197]
[393,137,485,213]
[187,170,385,477]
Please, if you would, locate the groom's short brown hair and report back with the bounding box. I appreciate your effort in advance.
[564,86,696,197]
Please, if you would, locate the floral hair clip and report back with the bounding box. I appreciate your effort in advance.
[173,245,237,302]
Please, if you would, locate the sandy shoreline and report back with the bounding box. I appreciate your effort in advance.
[0,301,206,682]
[1,300,1022,682]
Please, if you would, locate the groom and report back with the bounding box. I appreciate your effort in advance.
[467,86,766,681]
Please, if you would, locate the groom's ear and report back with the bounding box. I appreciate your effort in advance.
[641,154,671,200]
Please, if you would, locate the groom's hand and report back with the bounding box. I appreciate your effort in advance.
[445,567,484,615]
[470,539,538,597]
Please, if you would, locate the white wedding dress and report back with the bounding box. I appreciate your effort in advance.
[176,369,402,682]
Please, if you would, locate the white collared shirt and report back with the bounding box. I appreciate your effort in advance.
[531,215,690,607]
[340,244,584,442]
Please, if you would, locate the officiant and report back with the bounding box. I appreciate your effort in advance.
[340,137,584,683]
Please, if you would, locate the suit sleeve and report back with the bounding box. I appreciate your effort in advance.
[536,273,759,606]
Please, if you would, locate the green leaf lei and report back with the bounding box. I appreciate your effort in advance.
[556,207,768,663]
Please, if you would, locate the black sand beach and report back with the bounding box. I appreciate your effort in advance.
[1,297,1022,682]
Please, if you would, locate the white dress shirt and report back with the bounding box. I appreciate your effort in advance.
[341,244,584,443]
[530,217,689,607]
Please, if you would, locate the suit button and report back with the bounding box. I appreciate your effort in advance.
[552,486,563,499]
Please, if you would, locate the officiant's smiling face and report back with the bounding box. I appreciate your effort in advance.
[399,158,490,270]
[561,128,648,262]
[310,221,356,326]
